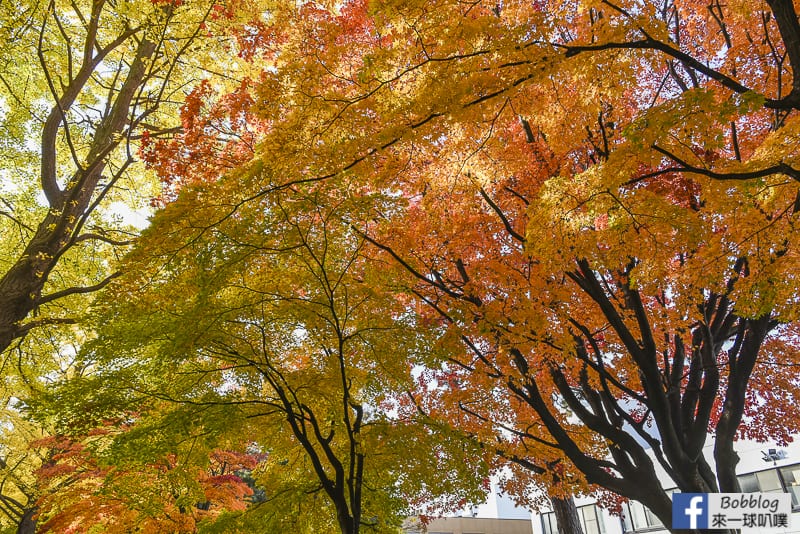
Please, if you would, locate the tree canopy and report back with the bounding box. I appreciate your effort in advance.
[3,0,800,532]
[0,0,264,530]
[64,174,488,533]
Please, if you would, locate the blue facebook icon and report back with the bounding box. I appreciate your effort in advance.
[673,493,709,529]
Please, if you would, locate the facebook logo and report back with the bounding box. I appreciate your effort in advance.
[673,493,709,529]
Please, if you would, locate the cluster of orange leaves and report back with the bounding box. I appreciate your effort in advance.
[32,431,259,533]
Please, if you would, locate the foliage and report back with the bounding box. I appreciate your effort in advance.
[0,0,269,529]
[138,0,800,529]
[9,0,800,531]
[31,425,258,533]
[69,175,487,533]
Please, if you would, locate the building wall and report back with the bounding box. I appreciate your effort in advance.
[425,517,533,534]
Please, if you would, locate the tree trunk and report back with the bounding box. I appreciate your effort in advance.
[0,33,156,355]
[16,507,36,534]
[0,212,71,352]
[551,495,584,534]
[335,504,357,534]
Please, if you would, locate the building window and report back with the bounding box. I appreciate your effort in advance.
[541,505,605,534]
[621,500,663,532]
[779,465,800,507]
[541,511,558,534]
[738,469,783,494]
[738,462,800,509]
[579,505,606,534]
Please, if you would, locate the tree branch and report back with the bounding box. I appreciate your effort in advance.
[35,272,121,306]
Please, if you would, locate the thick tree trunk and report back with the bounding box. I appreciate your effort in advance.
[335,504,357,534]
[16,507,36,534]
[0,34,156,355]
[641,489,675,533]
[0,212,71,352]
[551,495,583,534]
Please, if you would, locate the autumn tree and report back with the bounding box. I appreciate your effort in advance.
[0,0,274,529]
[0,412,44,532]
[2,0,190,350]
[370,130,799,529]
[28,423,259,533]
[115,0,800,531]
[62,175,487,534]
